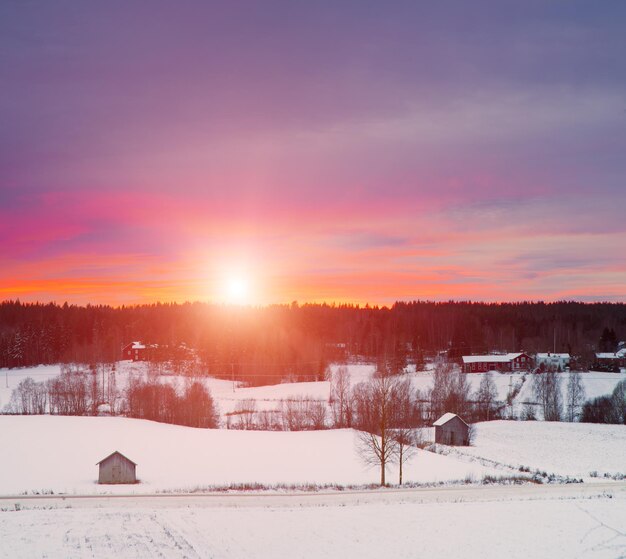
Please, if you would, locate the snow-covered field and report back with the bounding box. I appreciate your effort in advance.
[2,414,624,497]
[2,364,625,558]
[449,420,626,481]
[3,362,624,423]
[1,487,624,559]
[0,416,503,495]
[0,364,62,409]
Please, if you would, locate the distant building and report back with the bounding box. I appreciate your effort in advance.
[433,413,469,446]
[462,352,532,373]
[97,451,137,484]
[594,348,626,371]
[536,353,570,371]
[122,341,147,361]
[324,342,348,361]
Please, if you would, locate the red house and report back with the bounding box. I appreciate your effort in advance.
[462,352,532,373]
[121,341,147,361]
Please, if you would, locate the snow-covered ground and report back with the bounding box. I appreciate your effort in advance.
[0,364,62,409]
[0,416,503,495]
[1,487,624,559]
[3,363,624,424]
[449,420,626,481]
[515,371,625,407]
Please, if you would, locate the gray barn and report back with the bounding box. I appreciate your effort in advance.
[433,413,469,446]
[97,451,137,484]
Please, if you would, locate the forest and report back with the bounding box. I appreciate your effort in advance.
[1,300,624,385]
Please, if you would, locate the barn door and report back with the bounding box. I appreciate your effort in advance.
[112,463,121,482]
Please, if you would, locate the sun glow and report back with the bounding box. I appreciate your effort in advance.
[225,276,250,305]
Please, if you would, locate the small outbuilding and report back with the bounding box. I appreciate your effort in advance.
[433,413,470,446]
[97,451,137,484]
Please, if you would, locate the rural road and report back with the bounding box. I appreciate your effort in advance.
[3,480,625,510]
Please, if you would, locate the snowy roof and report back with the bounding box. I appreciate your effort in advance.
[596,352,620,359]
[536,353,570,359]
[433,412,467,427]
[96,451,137,466]
[462,353,523,363]
[131,342,146,349]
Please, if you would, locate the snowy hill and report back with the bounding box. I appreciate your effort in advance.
[451,420,626,481]
[0,416,502,495]
[3,363,624,425]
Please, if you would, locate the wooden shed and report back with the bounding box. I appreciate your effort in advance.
[96,451,137,484]
[433,413,469,446]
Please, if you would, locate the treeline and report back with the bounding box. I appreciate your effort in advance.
[4,365,219,428]
[1,300,624,385]
[581,382,626,424]
[225,363,503,432]
[6,364,120,416]
[126,379,218,427]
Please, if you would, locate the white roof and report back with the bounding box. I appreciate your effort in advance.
[433,412,464,426]
[536,353,570,359]
[131,342,146,349]
[596,352,620,359]
[462,353,523,364]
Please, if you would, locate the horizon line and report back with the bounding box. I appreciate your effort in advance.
[2,297,624,310]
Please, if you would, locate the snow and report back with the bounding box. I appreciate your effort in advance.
[433,412,461,426]
[3,364,625,430]
[456,420,626,480]
[0,364,62,409]
[515,371,626,407]
[215,380,331,414]
[537,353,570,359]
[2,362,625,556]
[1,489,624,558]
[0,416,502,495]
[327,362,377,384]
[462,353,523,363]
[3,365,625,426]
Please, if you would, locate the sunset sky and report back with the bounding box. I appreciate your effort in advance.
[1,1,625,306]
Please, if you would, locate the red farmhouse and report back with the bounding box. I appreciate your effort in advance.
[121,341,147,361]
[462,352,532,373]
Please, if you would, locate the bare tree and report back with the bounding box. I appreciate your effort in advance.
[354,372,402,486]
[257,409,282,431]
[611,380,626,424]
[178,380,219,427]
[47,369,90,416]
[428,361,454,421]
[390,428,421,485]
[566,371,585,422]
[387,378,421,485]
[429,362,471,421]
[467,423,477,446]
[475,372,498,421]
[330,365,353,428]
[106,364,121,415]
[533,371,562,421]
[6,377,47,414]
[280,397,326,430]
[308,400,327,430]
[231,398,258,430]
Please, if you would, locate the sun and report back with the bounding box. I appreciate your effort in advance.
[224,276,250,305]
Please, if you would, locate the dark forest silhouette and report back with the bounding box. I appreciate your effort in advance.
[1,300,623,385]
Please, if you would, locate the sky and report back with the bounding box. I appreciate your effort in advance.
[1,1,625,306]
